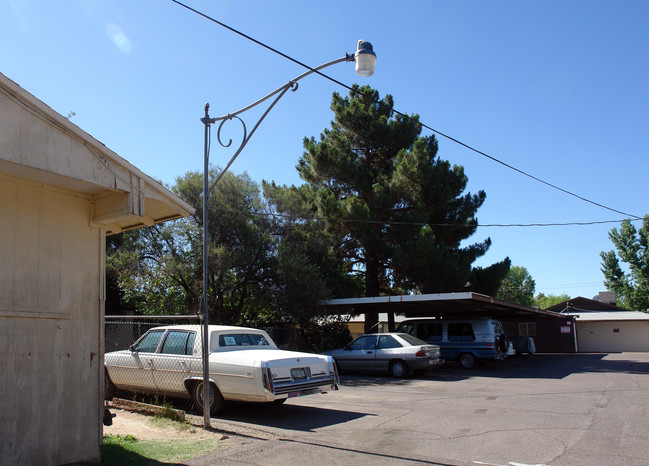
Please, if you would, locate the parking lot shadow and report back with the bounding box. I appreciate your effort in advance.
[478,353,649,379]
[342,354,649,383]
[217,402,372,432]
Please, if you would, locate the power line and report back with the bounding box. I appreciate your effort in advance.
[171,0,643,221]
[226,209,641,229]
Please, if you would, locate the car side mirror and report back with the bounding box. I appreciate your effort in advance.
[344,345,352,351]
[129,344,136,352]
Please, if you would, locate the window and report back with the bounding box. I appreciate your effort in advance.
[400,334,429,346]
[519,323,537,337]
[217,333,270,348]
[396,323,413,335]
[378,335,401,349]
[490,320,504,335]
[448,323,475,341]
[161,330,195,355]
[134,330,165,353]
[417,323,443,342]
[349,335,376,350]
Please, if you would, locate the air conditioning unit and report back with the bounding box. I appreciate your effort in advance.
[598,291,616,305]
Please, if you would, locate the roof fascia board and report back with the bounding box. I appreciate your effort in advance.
[0,72,194,219]
[322,292,473,306]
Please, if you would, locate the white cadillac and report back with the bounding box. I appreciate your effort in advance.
[104,325,339,415]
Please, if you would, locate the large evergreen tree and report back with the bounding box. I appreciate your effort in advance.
[295,85,510,331]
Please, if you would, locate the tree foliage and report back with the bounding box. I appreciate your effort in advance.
[107,85,514,339]
[534,292,571,309]
[497,266,536,306]
[294,85,509,301]
[600,216,649,311]
[106,169,358,350]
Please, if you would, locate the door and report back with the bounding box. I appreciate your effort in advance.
[445,323,476,360]
[150,330,197,396]
[339,335,378,371]
[374,335,403,372]
[109,329,165,391]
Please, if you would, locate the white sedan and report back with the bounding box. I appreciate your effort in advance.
[105,325,339,414]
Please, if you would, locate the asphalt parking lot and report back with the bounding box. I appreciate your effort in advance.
[189,353,649,465]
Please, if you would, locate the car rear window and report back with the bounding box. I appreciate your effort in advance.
[217,333,271,348]
[399,334,429,346]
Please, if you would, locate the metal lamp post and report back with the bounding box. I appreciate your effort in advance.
[199,40,376,428]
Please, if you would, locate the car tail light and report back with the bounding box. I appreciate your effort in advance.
[261,362,274,394]
[415,349,427,357]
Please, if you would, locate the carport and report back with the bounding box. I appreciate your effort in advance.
[322,292,576,353]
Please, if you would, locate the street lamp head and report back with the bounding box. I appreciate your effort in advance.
[354,40,376,77]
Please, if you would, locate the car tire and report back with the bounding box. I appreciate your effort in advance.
[459,353,477,369]
[192,381,225,416]
[389,360,408,378]
[273,398,287,405]
[105,369,117,401]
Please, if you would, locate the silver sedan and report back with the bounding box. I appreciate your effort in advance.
[325,333,443,377]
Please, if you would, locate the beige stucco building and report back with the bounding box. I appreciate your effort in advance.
[0,72,194,464]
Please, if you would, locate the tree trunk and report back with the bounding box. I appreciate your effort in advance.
[364,254,380,333]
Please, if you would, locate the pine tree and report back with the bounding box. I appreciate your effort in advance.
[297,85,510,331]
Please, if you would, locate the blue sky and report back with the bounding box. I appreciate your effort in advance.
[2,0,647,301]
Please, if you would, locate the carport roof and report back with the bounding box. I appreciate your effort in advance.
[322,292,566,321]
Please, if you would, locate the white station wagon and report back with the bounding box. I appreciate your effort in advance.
[104,325,339,415]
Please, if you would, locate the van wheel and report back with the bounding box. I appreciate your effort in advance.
[459,353,477,369]
[192,381,225,416]
[389,360,408,378]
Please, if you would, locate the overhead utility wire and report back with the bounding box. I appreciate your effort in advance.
[405,118,642,220]
[228,209,638,228]
[171,0,642,221]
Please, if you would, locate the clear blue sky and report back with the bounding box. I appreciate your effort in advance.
[2,0,647,301]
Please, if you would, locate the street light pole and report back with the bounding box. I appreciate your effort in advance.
[199,40,376,428]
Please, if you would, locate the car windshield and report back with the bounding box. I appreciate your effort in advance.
[395,323,411,334]
[399,334,429,346]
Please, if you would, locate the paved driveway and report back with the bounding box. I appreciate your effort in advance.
[190,353,649,465]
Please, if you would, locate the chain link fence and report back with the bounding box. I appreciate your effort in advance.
[104,316,307,412]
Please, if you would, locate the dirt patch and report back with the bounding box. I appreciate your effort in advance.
[103,408,257,456]
[105,409,205,440]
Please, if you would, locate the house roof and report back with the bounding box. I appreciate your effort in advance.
[0,72,194,233]
[544,296,649,322]
[322,292,565,321]
[546,296,630,313]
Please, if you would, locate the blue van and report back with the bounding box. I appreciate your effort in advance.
[395,318,509,369]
